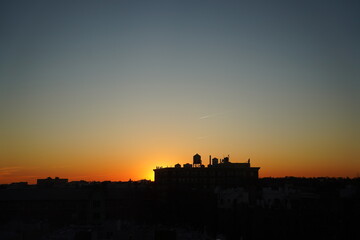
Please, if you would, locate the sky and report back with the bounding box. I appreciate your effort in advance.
[1,0,359,183]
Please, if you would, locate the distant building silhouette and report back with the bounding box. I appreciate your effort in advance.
[0,172,359,240]
[154,154,260,188]
[37,177,68,187]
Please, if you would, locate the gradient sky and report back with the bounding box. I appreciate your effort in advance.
[1,0,359,183]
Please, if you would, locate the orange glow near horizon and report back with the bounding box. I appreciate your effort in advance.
[1,117,359,184]
[1,124,359,184]
[1,149,359,184]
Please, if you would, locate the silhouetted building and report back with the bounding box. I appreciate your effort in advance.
[154,154,260,188]
[37,177,68,187]
[8,182,28,189]
[0,176,359,240]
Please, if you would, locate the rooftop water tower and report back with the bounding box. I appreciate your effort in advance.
[193,153,202,167]
[212,157,219,165]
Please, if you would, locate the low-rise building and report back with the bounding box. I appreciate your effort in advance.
[154,154,260,188]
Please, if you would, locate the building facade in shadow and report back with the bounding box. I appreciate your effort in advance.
[154,154,260,188]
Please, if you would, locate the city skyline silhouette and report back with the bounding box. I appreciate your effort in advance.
[1,9,359,240]
[1,1,359,238]
[1,157,359,240]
